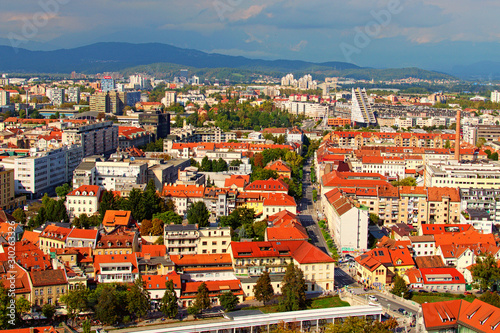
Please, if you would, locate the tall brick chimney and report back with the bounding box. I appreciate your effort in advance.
[454,109,461,161]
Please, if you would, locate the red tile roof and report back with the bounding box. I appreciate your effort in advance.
[458,299,500,332]
[419,267,465,285]
[161,184,205,198]
[263,193,296,207]
[102,210,132,228]
[422,299,467,331]
[421,224,471,235]
[224,174,250,188]
[264,160,292,173]
[245,178,289,192]
[67,185,102,197]
[39,224,72,241]
[143,271,181,290]
[67,228,98,240]
[170,254,232,266]
[93,254,139,274]
[20,230,40,245]
[30,269,67,287]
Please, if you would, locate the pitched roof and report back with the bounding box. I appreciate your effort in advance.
[262,193,296,207]
[427,187,460,202]
[20,230,40,245]
[422,299,467,331]
[142,271,181,290]
[0,210,15,223]
[102,210,132,228]
[67,228,98,240]
[224,174,250,188]
[93,254,139,274]
[421,224,471,235]
[264,160,292,173]
[39,225,72,242]
[67,185,102,197]
[245,178,289,192]
[170,254,232,266]
[414,256,446,269]
[419,268,465,285]
[29,269,67,287]
[161,184,205,198]
[458,299,500,332]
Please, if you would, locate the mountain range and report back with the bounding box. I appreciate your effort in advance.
[0,42,455,81]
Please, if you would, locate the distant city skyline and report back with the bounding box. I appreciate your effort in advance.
[2,0,500,72]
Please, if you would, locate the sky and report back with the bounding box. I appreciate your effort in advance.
[1,0,500,72]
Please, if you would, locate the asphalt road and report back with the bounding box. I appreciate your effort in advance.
[298,158,329,254]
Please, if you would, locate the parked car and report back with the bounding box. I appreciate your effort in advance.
[369,295,378,302]
[418,289,427,293]
[398,308,407,315]
[464,291,472,295]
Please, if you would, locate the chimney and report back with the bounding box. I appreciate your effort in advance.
[454,110,461,161]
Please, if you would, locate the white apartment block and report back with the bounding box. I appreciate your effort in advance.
[0,90,9,105]
[288,102,330,119]
[492,90,500,103]
[95,160,148,191]
[51,88,65,106]
[62,121,118,157]
[3,145,83,198]
[425,160,500,190]
[67,87,80,104]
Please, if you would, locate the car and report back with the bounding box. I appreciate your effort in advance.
[418,289,427,293]
[398,308,406,315]
[368,295,378,302]
[464,291,472,295]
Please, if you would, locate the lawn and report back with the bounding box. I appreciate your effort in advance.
[411,293,476,305]
[247,296,349,313]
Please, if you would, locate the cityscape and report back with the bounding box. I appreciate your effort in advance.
[2,1,500,333]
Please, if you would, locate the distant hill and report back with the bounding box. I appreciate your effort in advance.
[450,61,500,80]
[0,42,456,81]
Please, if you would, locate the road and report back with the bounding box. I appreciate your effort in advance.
[298,158,329,254]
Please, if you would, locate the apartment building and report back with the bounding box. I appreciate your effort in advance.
[231,240,335,294]
[359,156,406,180]
[4,145,83,198]
[463,124,500,144]
[351,88,377,126]
[93,254,139,284]
[323,188,369,253]
[460,188,500,224]
[161,184,205,217]
[425,160,500,189]
[163,224,231,255]
[0,166,15,210]
[62,121,118,157]
[30,269,68,307]
[67,86,80,104]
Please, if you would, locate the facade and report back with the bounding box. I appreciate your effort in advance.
[9,145,83,198]
[164,224,231,255]
[0,166,15,210]
[51,88,65,106]
[425,160,500,189]
[460,188,500,224]
[139,111,170,139]
[323,188,369,253]
[67,87,80,104]
[101,77,115,92]
[463,124,500,144]
[62,121,118,157]
[65,185,103,218]
[0,90,9,105]
[231,240,335,294]
[30,269,68,307]
[351,88,376,126]
[93,254,139,283]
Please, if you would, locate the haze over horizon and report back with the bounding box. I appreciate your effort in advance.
[2,0,500,73]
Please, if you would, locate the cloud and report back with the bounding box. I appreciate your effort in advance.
[228,5,266,22]
[290,40,308,52]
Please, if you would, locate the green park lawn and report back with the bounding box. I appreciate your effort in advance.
[411,292,476,304]
[248,296,350,313]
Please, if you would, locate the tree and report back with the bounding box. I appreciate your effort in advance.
[160,280,178,319]
[491,152,499,161]
[152,211,183,225]
[140,179,163,221]
[479,291,500,308]
[201,156,213,172]
[12,208,26,224]
[150,218,165,236]
[127,278,151,320]
[82,319,91,333]
[72,214,100,229]
[140,219,153,236]
[253,153,264,168]
[61,288,90,322]
[471,254,500,291]
[15,297,31,315]
[391,274,411,299]
[42,303,56,321]
[444,140,451,149]
[323,316,397,333]
[94,284,127,325]
[55,183,72,198]
[476,137,487,148]
[193,282,211,313]
[391,177,417,187]
[218,291,239,312]
[369,213,380,226]
[98,190,120,220]
[278,262,306,312]
[186,201,210,227]
[253,271,274,305]
[0,283,15,329]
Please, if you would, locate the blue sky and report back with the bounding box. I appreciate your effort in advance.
[2,0,500,71]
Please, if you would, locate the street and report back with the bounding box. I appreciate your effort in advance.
[298,158,329,254]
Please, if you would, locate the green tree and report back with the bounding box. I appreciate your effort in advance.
[42,303,56,321]
[253,271,274,305]
[491,152,499,161]
[140,179,163,221]
[94,284,127,325]
[218,291,239,312]
[479,291,500,308]
[186,201,210,227]
[12,208,26,224]
[312,189,318,201]
[98,190,120,221]
[201,156,213,172]
[160,280,178,319]
[214,158,228,172]
[369,213,380,226]
[82,319,91,333]
[55,183,72,198]
[152,211,183,225]
[278,262,306,311]
[444,140,451,149]
[391,177,417,187]
[0,283,15,329]
[61,288,90,322]
[15,297,31,315]
[193,282,211,313]
[476,137,487,148]
[471,254,500,291]
[391,274,411,299]
[72,214,100,229]
[127,278,151,320]
[323,316,397,333]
